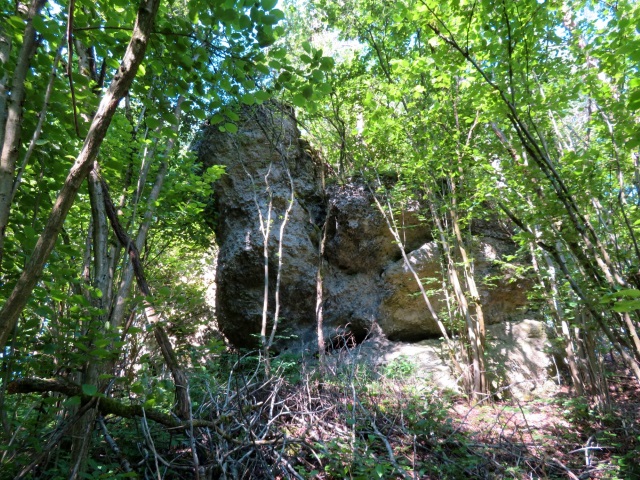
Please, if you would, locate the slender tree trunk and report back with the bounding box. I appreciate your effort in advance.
[257,174,272,372]
[10,48,62,205]
[368,179,465,377]
[575,311,610,407]
[0,19,14,150]
[234,135,274,371]
[108,95,183,331]
[491,120,640,384]
[99,172,189,419]
[0,0,46,272]
[316,216,329,374]
[499,200,640,382]
[528,239,585,395]
[447,176,487,396]
[264,115,296,352]
[428,195,485,397]
[0,0,161,350]
[68,162,111,479]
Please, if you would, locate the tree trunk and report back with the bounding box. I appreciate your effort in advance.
[108,95,183,331]
[99,172,190,419]
[316,216,329,374]
[0,18,14,149]
[368,179,465,377]
[68,162,111,479]
[0,0,46,272]
[448,176,487,397]
[428,195,486,398]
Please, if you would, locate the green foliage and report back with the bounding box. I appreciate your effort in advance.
[382,355,416,380]
[2,0,640,476]
[0,0,329,476]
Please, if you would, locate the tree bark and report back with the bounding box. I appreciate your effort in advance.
[428,195,485,397]
[99,172,190,420]
[7,377,214,430]
[0,17,14,149]
[316,217,329,374]
[0,0,161,350]
[68,162,111,479]
[0,0,46,271]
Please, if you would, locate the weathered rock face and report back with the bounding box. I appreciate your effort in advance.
[198,105,532,348]
[344,318,555,400]
[378,238,531,340]
[198,105,325,348]
[322,184,530,342]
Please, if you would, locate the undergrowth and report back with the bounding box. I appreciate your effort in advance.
[1,344,639,479]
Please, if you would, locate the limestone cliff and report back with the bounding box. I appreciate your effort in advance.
[197,104,532,349]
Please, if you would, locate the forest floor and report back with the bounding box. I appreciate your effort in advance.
[260,349,640,479]
[441,371,640,479]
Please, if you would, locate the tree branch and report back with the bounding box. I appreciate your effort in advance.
[7,377,214,430]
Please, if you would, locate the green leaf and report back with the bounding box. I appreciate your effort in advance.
[270,47,287,59]
[319,56,335,71]
[261,0,277,10]
[278,71,293,84]
[271,8,285,20]
[158,286,171,296]
[65,396,82,407]
[263,14,278,25]
[82,384,98,396]
[34,305,55,317]
[224,123,238,134]
[219,8,238,22]
[146,117,162,129]
[607,289,640,299]
[192,108,206,120]
[613,300,640,313]
[241,93,256,105]
[311,69,324,82]
[317,82,333,95]
[209,113,224,125]
[292,94,306,107]
[629,89,640,111]
[254,90,271,101]
[301,84,314,99]
[90,348,111,359]
[226,110,240,121]
[130,383,145,395]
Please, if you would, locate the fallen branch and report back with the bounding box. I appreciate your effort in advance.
[98,415,133,473]
[8,377,213,430]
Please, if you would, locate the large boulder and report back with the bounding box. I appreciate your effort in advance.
[198,104,325,347]
[198,104,533,349]
[345,319,555,399]
[378,238,531,341]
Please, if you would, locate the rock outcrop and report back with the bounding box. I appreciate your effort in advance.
[198,104,533,349]
[338,318,555,399]
[198,105,325,348]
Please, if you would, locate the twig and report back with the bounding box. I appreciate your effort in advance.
[550,457,580,480]
[98,415,133,473]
